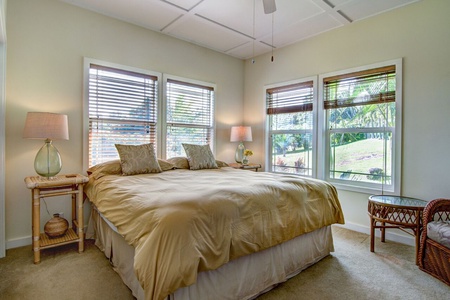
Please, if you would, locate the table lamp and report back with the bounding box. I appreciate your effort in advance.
[23,112,69,178]
[230,126,252,163]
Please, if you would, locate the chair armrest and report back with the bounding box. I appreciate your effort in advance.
[423,198,450,225]
[419,198,450,267]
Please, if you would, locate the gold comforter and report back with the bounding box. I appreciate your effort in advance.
[85,167,344,300]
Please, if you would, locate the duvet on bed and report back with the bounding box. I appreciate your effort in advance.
[84,167,344,300]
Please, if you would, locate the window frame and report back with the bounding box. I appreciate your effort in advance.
[162,74,216,159]
[264,76,318,177]
[83,59,217,169]
[83,58,162,170]
[318,58,403,194]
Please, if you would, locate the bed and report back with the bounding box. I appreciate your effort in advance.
[84,154,344,300]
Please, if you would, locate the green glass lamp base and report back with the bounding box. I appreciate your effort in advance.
[34,139,62,178]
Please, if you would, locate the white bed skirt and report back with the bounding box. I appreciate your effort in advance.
[87,206,335,300]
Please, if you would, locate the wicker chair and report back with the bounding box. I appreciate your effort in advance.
[418,198,450,286]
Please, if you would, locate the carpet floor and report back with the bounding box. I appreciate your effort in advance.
[0,226,449,299]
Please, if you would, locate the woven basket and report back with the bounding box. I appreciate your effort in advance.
[44,213,69,238]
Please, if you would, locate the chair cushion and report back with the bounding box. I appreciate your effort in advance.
[427,221,450,248]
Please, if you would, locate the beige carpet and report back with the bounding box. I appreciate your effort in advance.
[0,226,448,300]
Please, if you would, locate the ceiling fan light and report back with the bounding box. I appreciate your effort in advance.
[263,0,277,14]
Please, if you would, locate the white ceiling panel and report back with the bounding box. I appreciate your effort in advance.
[164,0,204,11]
[338,0,421,22]
[168,15,252,53]
[226,40,273,60]
[60,0,422,60]
[61,0,182,31]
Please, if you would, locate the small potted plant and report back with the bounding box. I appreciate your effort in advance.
[242,149,253,165]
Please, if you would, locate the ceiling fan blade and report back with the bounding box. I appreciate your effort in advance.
[263,0,277,14]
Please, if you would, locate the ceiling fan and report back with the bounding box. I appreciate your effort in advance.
[263,0,277,14]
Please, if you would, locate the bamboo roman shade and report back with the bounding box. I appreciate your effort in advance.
[323,65,396,109]
[88,64,158,166]
[266,81,314,115]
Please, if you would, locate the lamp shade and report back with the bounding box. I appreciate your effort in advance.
[230,126,252,142]
[23,112,69,140]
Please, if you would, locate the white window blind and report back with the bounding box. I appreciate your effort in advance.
[88,64,158,166]
[166,79,214,157]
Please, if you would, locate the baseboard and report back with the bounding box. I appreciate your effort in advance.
[6,236,31,249]
[334,222,415,247]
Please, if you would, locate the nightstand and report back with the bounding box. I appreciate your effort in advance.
[24,174,89,264]
[228,162,262,172]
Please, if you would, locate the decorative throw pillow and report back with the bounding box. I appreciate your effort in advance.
[157,159,176,171]
[182,143,218,170]
[115,143,162,175]
[167,157,190,169]
[215,160,229,168]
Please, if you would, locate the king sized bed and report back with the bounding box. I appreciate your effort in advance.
[84,156,344,300]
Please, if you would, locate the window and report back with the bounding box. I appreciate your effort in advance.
[320,59,402,193]
[87,63,159,167]
[265,59,402,194]
[164,77,215,157]
[266,78,316,176]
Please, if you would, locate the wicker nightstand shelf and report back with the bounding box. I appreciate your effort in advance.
[24,174,89,264]
[228,163,261,172]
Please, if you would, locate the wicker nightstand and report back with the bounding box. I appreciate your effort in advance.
[228,163,261,172]
[24,174,89,264]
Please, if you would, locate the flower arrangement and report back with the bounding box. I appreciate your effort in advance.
[244,149,253,157]
[242,149,253,165]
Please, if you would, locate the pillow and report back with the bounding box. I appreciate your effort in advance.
[182,143,218,170]
[166,157,190,169]
[87,160,122,179]
[115,143,162,175]
[215,160,229,168]
[157,159,176,171]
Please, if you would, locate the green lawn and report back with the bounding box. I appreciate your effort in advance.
[273,138,391,181]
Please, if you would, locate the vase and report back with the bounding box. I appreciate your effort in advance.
[44,213,69,238]
[242,157,249,165]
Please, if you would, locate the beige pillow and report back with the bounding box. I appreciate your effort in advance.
[87,160,122,179]
[167,157,190,169]
[115,143,162,175]
[157,159,176,171]
[215,160,229,168]
[182,144,218,170]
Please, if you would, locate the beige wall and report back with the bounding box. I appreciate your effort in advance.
[244,0,450,241]
[5,0,244,247]
[6,0,450,248]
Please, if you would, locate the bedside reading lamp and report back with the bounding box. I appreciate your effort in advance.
[23,112,69,178]
[230,126,252,163]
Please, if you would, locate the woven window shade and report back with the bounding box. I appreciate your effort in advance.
[166,79,214,156]
[323,65,396,109]
[267,81,314,115]
[88,64,158,166]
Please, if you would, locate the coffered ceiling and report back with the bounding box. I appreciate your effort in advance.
[60,0,421,60]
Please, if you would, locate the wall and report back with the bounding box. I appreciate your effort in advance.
[0,0,6,257]
[244,0,450,243]
[5,0,244,247]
